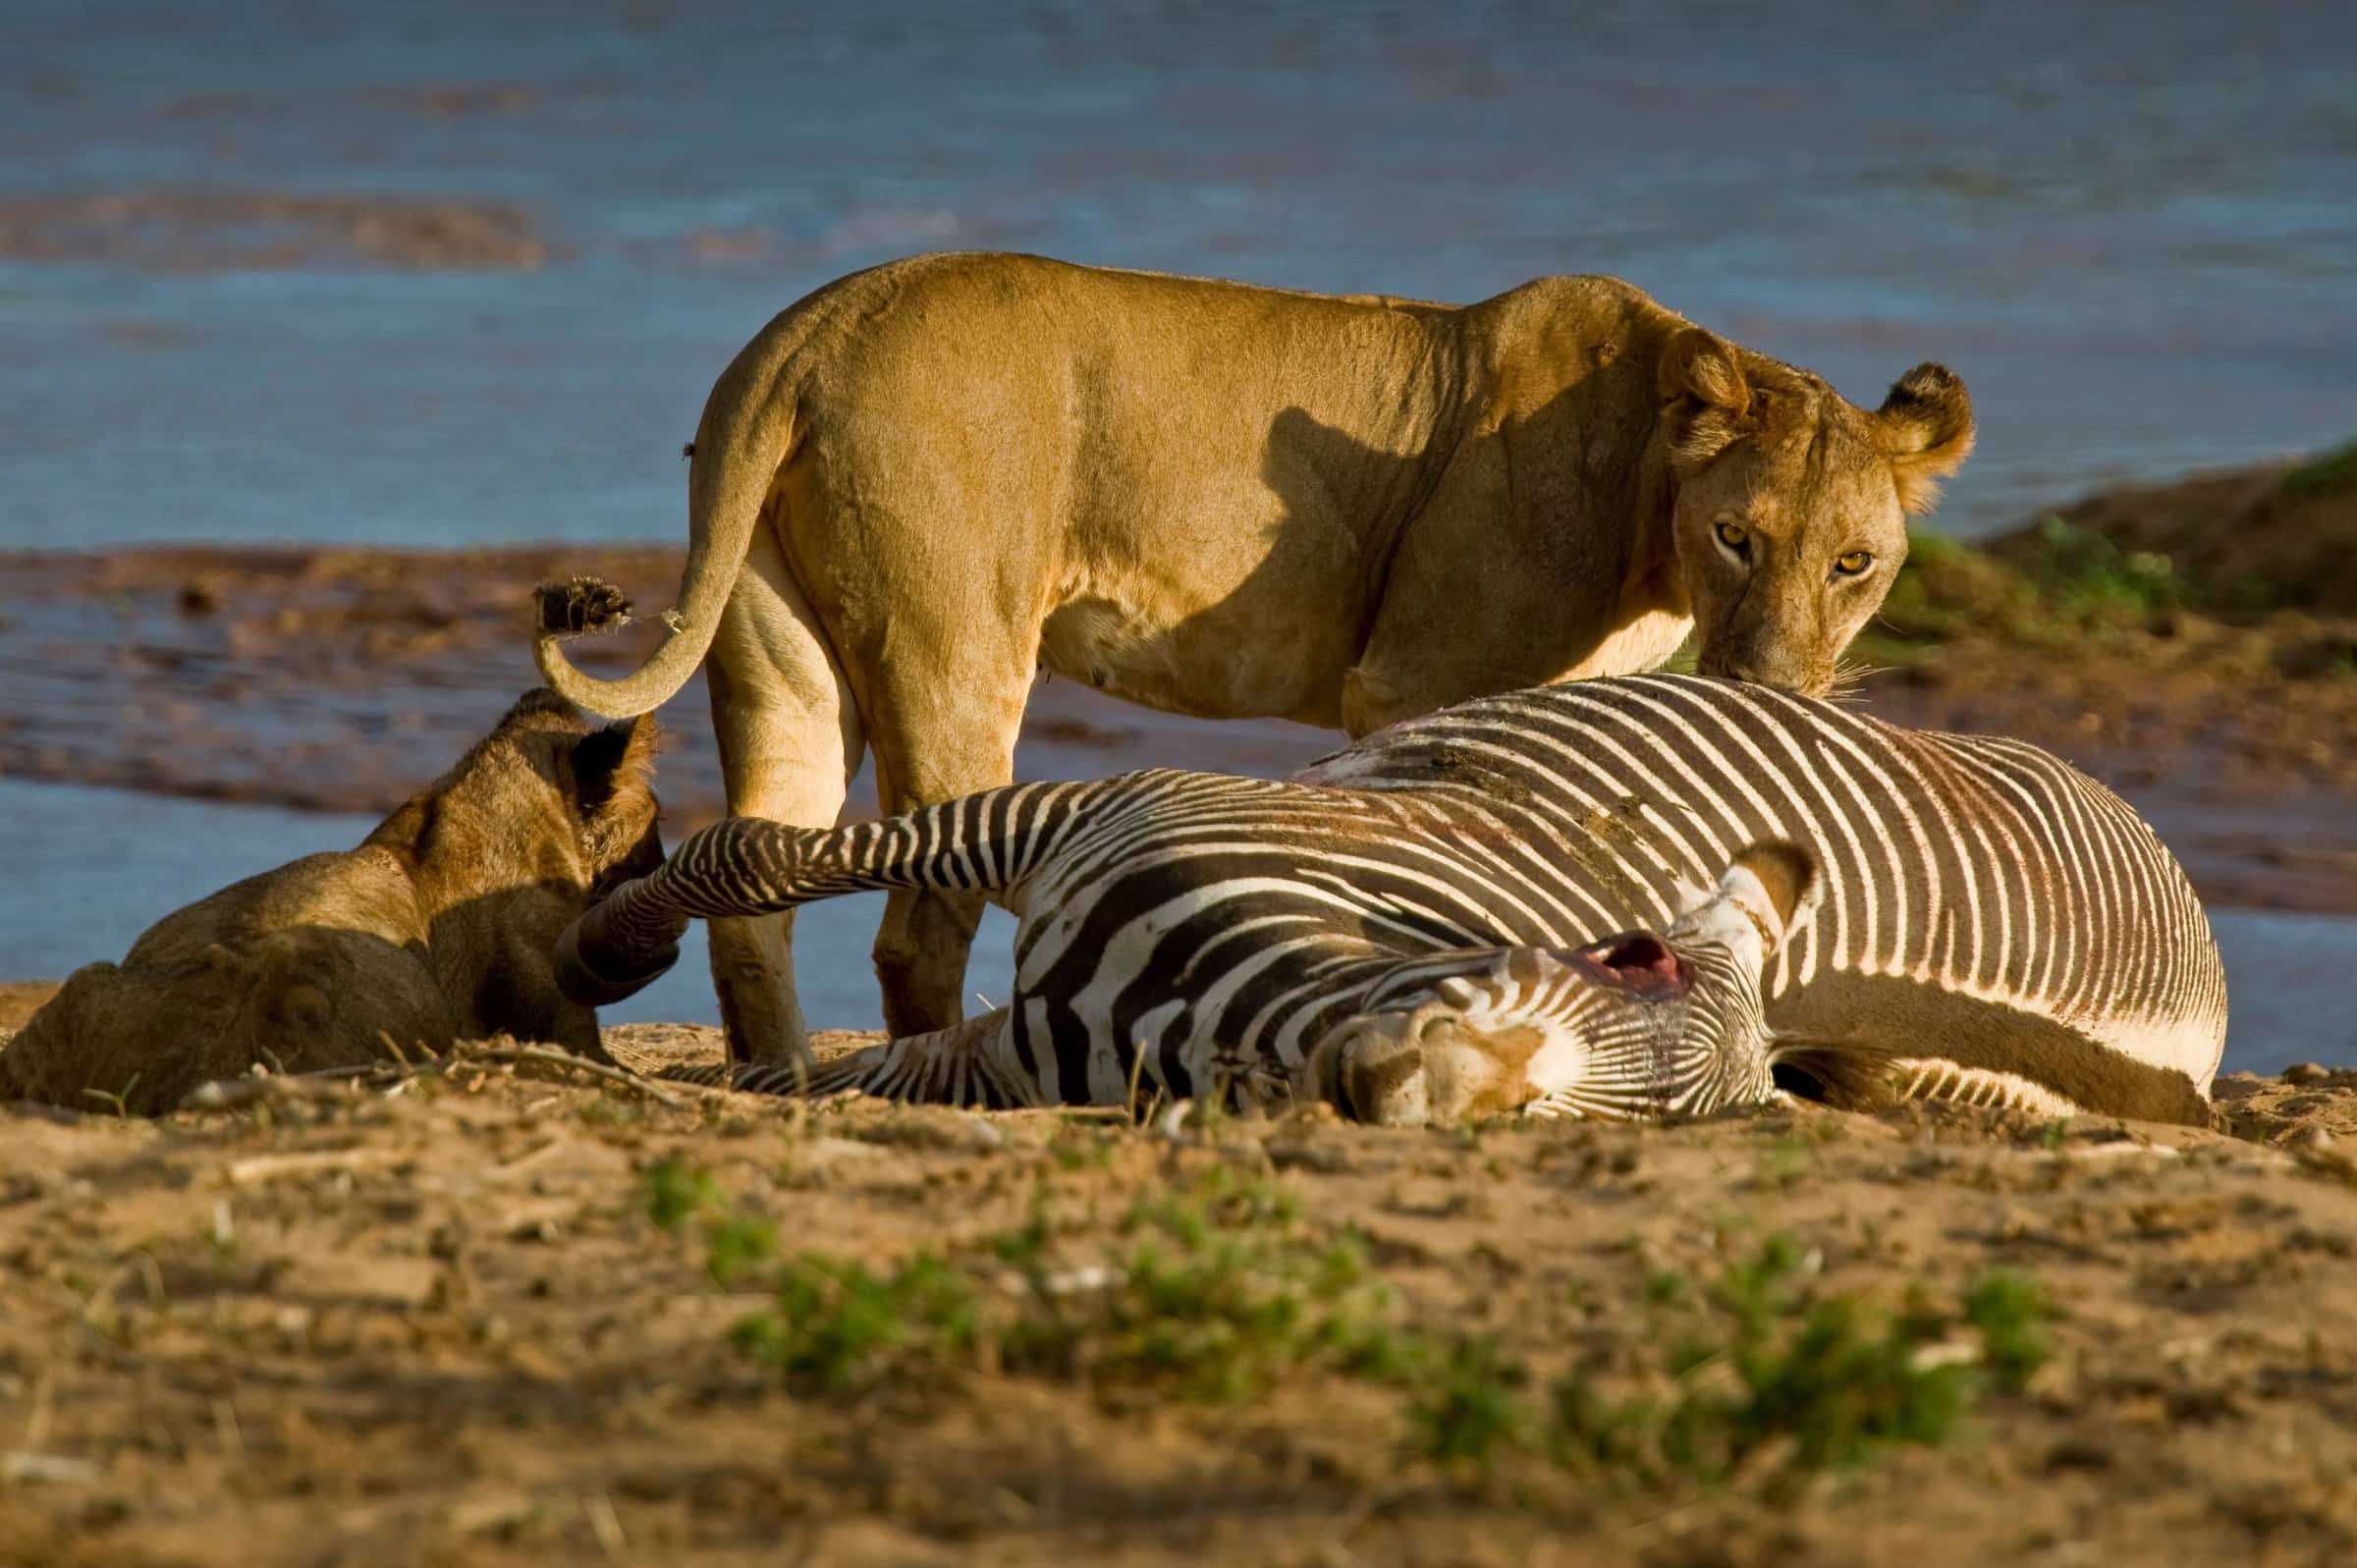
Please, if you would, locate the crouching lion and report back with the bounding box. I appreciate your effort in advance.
[528,250,1974,1065]
[0,690,661,1115]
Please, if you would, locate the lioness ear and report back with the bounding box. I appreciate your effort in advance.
[1657,327,1754,473]
[1875,363,1974,514]
[572,715,660,867]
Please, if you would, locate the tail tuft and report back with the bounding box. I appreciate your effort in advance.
[535,576,632,637]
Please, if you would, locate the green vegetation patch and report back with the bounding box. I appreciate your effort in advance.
[1868,517,2192,658]
[1420,1233,2050,1499]
[2278,439,2357,503]
[642,1162,2054,1501]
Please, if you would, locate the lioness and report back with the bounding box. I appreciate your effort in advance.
[0,690,660,1115]
[530,251,1972,1063]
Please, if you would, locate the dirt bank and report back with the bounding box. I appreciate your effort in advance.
[0,986,53,1035]
[2004,440,2357,619]
[0,543,1333,824]
[1,1026,2354,1567]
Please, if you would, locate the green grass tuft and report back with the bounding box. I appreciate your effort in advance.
[1407,1335,1532,1466]
[1865,518,2192,663]
[731,1252,981,1394]
[1960,1270,2051,1392]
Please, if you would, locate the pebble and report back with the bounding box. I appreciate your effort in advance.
[2283,1062,2331,1086]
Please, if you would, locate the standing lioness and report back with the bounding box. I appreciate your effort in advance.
[532,251,1972,1064]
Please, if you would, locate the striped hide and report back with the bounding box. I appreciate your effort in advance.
[563,676,2224,1124]
[1294,675,2225,1119]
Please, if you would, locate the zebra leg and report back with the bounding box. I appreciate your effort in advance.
[662,1007,1041,1108]
[703,537,865,1065]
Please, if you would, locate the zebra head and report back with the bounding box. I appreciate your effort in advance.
[1309,842,1819,1126]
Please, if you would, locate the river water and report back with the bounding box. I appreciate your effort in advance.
[6,0,2353,550]
[4,1,2354,1071]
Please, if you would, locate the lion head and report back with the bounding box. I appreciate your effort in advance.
[1656,328,1974,696]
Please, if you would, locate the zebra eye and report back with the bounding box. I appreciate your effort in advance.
[1833,550,1874,577]
[1714,521,1750,557]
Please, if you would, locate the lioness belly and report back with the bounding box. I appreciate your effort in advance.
[1038,588,1354,727]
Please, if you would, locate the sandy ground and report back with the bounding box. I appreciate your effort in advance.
[3,1024,2355,1567]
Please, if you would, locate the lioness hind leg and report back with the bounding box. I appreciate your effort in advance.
[706,534,864,1065]
[860,645,1033,1040]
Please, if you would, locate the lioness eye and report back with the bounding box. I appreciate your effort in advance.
[1834,550,1873,576]
[1715,521,1750,555]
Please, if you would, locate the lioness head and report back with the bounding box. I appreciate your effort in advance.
[430,687,666,896]
[1658,328,1974,695]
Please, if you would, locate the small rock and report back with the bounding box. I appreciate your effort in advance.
[1,1450,102,1486]
[2283,1062,2330,1086]
[949,1112,1004,1152]
[1267,1142,1349,1173]
[2044,1437,2111,1473]
[2209,1071,2267,1102]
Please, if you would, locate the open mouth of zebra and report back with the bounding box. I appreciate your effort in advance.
[1562,933,1690,1000]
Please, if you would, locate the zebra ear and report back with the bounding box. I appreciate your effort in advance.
[1666,840,1820,955]
[1722,840,1820,951]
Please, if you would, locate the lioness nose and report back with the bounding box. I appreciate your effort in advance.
[1703,649,1824,695]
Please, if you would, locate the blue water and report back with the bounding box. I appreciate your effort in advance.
[4,0,2353,552]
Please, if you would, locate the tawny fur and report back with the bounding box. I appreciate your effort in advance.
[0,690,662,1115]
[528,252,1973,1063]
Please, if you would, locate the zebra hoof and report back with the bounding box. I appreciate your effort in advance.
[553,923,680,1007]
